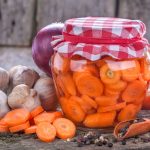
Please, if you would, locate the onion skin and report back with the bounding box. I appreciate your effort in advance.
[32,23,64,76]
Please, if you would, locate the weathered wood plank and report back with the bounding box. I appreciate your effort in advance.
[118,0,150,41]
[0,0,36,46]
[36,0,116,30]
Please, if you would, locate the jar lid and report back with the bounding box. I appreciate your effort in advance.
[52,17,149,60]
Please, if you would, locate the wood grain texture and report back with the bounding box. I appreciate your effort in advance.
[36,0,116,30]
[0,0,36,46]
[118,0,150,40]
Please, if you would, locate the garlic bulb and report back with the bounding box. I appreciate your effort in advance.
[0,67,9,91]
[9,65,39,88]
[8,84,41,111]
[34,77,58,111]
[0,90,10,118]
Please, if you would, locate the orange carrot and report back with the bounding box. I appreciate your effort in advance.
[118,104,138,122]
[30,106,44,118]
[122,80,146,103]
[104,88,120,97]
[95,95,117,106]
[34,111,62,125]
[69,96,92,114]
[9,121,30,133]
[25,125,37,134]
[58,73,76,96]
[0,125,9,133]
[59,97,85,123]
[53,118,76,140]
[140,58,150,81]
[83,111,116,128]
[36,122,56,142]
[121,59,140,82]
[74,73,103,97]
[97,102,126,113]
[81,95,97,109]
[100,64,121,84]
[106,80,127,92]
[3,108,30,127]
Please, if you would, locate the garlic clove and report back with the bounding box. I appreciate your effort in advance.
[9,65,39,88]
[8,84,30,109]
[0,67,9,91]
[34,77,58,111]
[8,84,41,111]
[0,90,10,118]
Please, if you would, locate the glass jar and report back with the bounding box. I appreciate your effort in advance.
[51,17,150,128]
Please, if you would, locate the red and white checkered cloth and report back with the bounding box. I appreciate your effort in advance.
[52,17,149,60]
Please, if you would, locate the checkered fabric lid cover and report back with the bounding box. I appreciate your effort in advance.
[52,17,149,60]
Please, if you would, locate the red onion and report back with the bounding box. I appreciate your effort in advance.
[32,23,64,76]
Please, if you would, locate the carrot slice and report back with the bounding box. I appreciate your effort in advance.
[3,108,30,127]
[0,125,9,133]
[75,73,103,97]
[95,96,117,106]
[121,60,140,82]
[118,104,138,122]
[97,102,126,113]
[106,80,127,92]
[100,64,121,84]
[0,119,7,126]
[59,97,85,123]
[25,125,37,134]
[30,106,44,118]
[36,122,56,142]
[104,88,120,97]
[53,118,76,140]
[83,111,116,128]
[81,95,97,109]
[58,73,76,96]
[122,80,146,103]
[140,58,150,81]
[80,64,99,77]
[9,121,30,133]
[133,94,145,105]
[34,111,62,125]
[69,96,92,114]
[56,75,70,97]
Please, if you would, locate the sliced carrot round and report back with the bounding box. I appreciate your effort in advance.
[104,88,120,97]
[83,111,116,128]
[9,121,30,133]
[30,106,44,118]
[3,108,30,127]
[121,59,141,82]
[58,73,76,96]
[75,73,103,97]
[95,95,117,106]
[60,97,85,123]
[0,125,9,133]
[25,125,37,134]
[100,64,121,84]
[122,80,146,103]
[106,80,127,92]
[97,102,126,113]
[34,111,61,125]
[140,58,150,81]
[53,118,76,140]
[81,95,97,109]
[69,96,92,114]
[118,104,138,122]
[36,122,56,142]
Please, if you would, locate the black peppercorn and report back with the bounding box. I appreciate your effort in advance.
[121,140,126,145]
[108,142,113,147]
